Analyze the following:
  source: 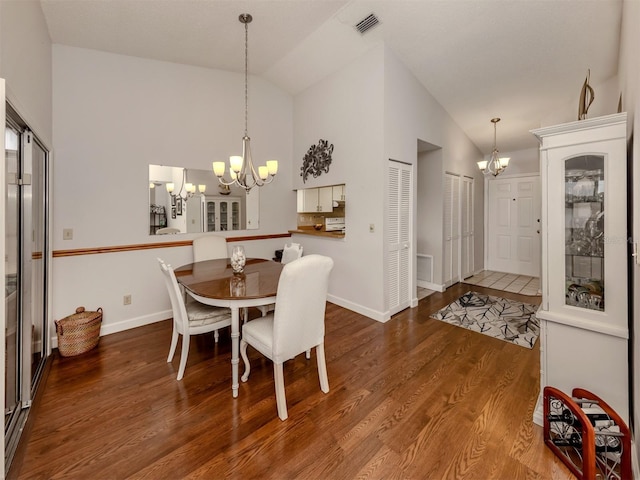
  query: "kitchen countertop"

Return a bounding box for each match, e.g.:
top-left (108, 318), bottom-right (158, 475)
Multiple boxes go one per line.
top-left (289, 229), bottom-right (345, 239)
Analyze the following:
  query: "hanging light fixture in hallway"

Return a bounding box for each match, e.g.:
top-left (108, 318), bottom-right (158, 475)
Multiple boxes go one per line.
top-left (477, 117), bottom-right (510, 177)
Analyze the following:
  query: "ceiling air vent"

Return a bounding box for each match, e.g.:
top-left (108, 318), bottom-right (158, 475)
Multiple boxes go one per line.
top-left (354, 13), bottom-right (380, 35)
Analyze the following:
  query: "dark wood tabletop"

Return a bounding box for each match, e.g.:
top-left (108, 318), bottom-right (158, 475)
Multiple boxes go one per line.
top-left (174, 258), bottom-right (284, 300)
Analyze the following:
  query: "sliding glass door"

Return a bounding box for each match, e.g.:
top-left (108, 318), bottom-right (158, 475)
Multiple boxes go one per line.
top-left (4, 103), bottom-right (50, 469)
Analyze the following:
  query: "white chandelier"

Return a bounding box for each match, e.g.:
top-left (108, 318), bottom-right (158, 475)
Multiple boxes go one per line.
top-left (477, 117), bottom-right (510, 177)
top-left (212, 13), bottom-right (278, 192)
top-left (165, 169), bottom-right (206, 201)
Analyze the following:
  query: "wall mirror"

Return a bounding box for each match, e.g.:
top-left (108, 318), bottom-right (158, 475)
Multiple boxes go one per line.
top-left (149, 164), bottom-right (259, 235)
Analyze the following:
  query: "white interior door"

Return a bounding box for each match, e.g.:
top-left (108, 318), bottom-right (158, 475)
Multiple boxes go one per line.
top-left (387, 160), bottom-right (412, 316)
top-left (487, 175), bottom-right (541, 276)
top-left (443, 173), bottom-right (461, 287)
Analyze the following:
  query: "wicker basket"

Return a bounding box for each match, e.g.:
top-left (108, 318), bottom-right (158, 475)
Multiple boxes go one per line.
top-left (55, 306), bottom-right (103, 357)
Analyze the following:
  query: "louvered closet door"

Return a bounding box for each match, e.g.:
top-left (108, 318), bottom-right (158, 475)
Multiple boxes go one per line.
top-left (460, 177), bottom-right (474, 279)
top-left (388, 160), bottom-right (413, 316)
top-left (443, 173), bottom-right (461, 287)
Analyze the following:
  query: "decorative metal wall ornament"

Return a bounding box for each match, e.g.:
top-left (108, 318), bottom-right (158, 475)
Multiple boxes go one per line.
top-left (578, 69), bottom-right (595, 120)
top-left (301, 139), bottom-right (334, 183)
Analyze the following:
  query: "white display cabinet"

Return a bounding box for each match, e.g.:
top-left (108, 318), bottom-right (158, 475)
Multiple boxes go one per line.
top-left (531, 113), bottom-right (629, 424)
top-left (205, 197), bottom-right (241, 232)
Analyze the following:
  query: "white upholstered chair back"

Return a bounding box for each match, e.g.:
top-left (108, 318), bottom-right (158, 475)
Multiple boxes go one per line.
top-left (193, 235), bottom-right (228, 262)
top-left (158, 258), bottom-right (189, 334)
top-left (280, 242), bottom-right (303, 265)
top-left (272, 254), bottom-right (333, 363)
top-left (240, 254), bottom-right (334, 419)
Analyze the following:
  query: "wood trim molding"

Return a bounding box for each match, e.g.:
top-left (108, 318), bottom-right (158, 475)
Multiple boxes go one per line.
top-left (52, 233), bottom-right (292, 258)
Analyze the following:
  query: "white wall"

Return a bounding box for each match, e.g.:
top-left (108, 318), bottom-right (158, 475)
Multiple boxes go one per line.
top-left (541, 73), bottom-right (622, 128)
top-left (0, 0), bottom-right (52, 147)
top-left (383, 45), bottom-right (485, 291)
top-left (292, 44), bottom-right (386, 320)
top-left (52, 45), bottom-right (294, 333)
top-left (290, 43), bottom-right (484, 320)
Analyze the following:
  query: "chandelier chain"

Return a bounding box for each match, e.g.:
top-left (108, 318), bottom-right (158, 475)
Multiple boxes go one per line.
top-left (244, 19), bottom-right (248, 137)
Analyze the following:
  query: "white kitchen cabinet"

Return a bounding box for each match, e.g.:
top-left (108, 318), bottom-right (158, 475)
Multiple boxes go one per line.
top-left (531, 112), bottom-right (629, 424)
top-left (332, 184), bottom-right (345, 201)
top-left (296, 187), bottom-right (333, 213)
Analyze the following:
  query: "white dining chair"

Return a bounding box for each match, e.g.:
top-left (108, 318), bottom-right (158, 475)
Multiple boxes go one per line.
top-left (257, 242), bottom-right (303, 317)
top-left (158, 258), bottom-right (232, 381)
top-left (240, 254), bottom-right (334, 420)
top-left (281, 242), bottom-right (303, 264)
top-left (192, 235), bottom-right (228, 262)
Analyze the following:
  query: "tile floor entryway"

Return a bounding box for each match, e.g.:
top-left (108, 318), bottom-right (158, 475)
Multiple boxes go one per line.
top-left (463, 271), bottom-right (541, 296)
top-left (417, 287), bottom-right (435, 300)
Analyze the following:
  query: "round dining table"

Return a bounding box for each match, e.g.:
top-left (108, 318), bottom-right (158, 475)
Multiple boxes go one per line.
top-left (174, 257), bottom-right (284, 397)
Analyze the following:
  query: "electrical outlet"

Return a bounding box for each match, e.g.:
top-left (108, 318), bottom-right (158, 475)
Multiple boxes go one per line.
top-left (63, 228), bottom-right (73, 240)
top-left (123, 294), bottom-right (132, 305)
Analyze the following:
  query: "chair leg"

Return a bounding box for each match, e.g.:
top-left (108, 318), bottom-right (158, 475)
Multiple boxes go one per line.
top-left (274, 362), bottom-right (288, 421)
top-left (316, 343), bottom-right (329, 393)
top-left (176, 334), bottom-right (190, 381)
top-left (240, 339), bottom-right (251, 382)
top-left (167, 329), bottom-right (179, 362)
top-left (214, 329), bottom-right (219, 343)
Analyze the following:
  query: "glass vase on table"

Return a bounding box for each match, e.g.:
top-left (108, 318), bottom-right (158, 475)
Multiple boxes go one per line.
top-left (230, 245), bottom-right (246, 274)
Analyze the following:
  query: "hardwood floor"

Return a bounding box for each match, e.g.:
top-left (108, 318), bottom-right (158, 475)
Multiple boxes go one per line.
top-left (10, 283), bottom-right (573, 479)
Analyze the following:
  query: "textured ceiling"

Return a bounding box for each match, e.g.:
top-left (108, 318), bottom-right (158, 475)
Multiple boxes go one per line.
top-left (40, 0), bottom-right (623, 154)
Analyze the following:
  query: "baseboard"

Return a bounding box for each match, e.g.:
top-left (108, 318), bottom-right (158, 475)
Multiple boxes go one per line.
top-left (326, 294), bottom-right (388, 322)
top-left (50, 310), bottom-right (171, 348)
top-left (532, 392), bottom-right (544, 426)
top-left (417, 280), bottom-right (445, 292)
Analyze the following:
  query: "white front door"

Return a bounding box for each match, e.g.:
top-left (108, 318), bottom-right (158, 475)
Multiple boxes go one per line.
top-left (487, 175), bottom-right (541, 276)
top-left (388, 160), bottom-right (413, 316)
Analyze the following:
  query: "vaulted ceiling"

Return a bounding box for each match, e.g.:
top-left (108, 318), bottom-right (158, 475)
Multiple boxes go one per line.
top-left (40, 0), bottom-right (623, 154)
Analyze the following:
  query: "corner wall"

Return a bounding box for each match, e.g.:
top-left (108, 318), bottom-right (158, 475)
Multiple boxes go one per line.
top-left (383, 45), bottom-right (485, 289)
top-left (619, 0), bottom-right (640, 471)
top-left (292, 44), bottom-right (387, 319)
top-left (0, 0), bottom-right (52, 146)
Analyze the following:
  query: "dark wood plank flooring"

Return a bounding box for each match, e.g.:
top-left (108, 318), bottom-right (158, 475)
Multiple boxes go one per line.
top-left (9, 283), bottom-right (573, 479)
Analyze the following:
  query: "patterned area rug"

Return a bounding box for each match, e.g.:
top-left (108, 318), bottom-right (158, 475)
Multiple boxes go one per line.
top-left (431, 291), bottom-right (540, 348)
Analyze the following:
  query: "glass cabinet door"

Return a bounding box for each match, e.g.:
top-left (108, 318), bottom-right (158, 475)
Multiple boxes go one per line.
top-left (564, 155), bottom-right (604, 311)
top-left (219, 202), bottom-right (228, 231)
top-left (207, 201), bottom-right (216, 231)
top-left (231, 201), bottom-right (240, 230)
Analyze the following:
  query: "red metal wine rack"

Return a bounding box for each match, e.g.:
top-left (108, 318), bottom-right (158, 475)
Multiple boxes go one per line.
top-left (543, 386), bottom-right (631, 480)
